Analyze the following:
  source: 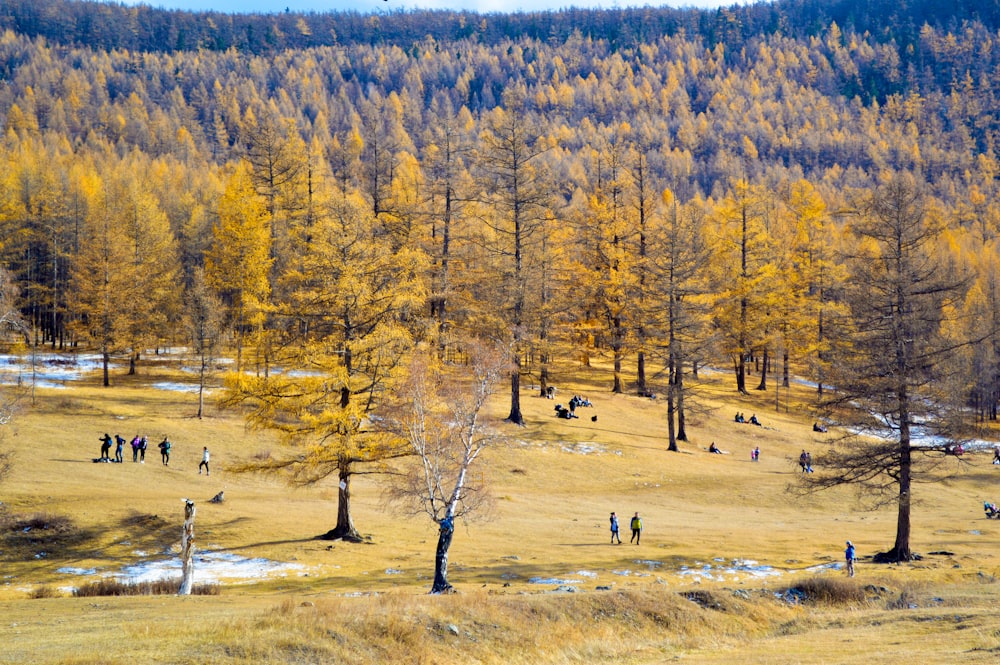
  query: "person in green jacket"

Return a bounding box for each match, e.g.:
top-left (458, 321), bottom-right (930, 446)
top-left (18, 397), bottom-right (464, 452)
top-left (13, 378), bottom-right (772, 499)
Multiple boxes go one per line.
top-left (630, 512), bottom-right (643, 545)
top-left (158, 437), bottom-right (171, 466)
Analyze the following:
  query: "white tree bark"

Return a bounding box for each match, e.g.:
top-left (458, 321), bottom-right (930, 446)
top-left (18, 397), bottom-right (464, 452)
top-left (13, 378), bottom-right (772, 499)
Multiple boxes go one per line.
top-left (178, 500), bottom-right (196, 595)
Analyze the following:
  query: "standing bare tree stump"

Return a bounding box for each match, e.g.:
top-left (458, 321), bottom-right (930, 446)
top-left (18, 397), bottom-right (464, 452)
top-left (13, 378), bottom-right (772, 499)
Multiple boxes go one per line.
top-left (179, 499), bottom-right (195, 595)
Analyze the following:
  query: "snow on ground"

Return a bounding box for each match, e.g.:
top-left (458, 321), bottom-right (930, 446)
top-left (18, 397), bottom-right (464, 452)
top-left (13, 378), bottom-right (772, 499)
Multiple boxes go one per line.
top-left (113, 550), bottom-right (306, 584)
top-left (51, 549), bottom-right (307, 588)
top-left (531, 558), bottom-right (843, 587)
top-left (38, 553), bottom-right (850, 593)
top-left (150, 381), bottom-right (205, 393)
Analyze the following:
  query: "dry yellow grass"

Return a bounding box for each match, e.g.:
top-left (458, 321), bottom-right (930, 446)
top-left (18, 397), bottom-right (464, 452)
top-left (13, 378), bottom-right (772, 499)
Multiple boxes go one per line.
top-left (2, 354), bottom-right (1000, 663)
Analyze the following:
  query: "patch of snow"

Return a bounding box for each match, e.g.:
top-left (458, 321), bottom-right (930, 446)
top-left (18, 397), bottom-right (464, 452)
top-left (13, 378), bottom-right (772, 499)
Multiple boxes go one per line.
top-left (57, 567), bottom-right (97, 576)
top-left (528, 576), bottom-right (586, 585)
top-left (635, 559), bottom-right (663, 569)
top-left (384, 568), bottom-right (404, 575)
top-left (560, 442), bottom-right (606, 455)
top-left (111, 550), bottom-right (305, 584)
top-left (150, 382), bottom-right (204, 393)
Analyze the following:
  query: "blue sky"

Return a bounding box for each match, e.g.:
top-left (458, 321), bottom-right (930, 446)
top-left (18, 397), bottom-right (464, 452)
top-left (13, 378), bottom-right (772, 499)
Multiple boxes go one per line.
top-left (120, 0), bottom-right (732, 16)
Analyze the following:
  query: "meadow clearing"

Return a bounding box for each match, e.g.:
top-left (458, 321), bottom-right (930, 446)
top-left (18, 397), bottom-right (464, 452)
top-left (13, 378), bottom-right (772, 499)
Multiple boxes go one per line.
top-left (1, 351), bottom-right (1000, 664)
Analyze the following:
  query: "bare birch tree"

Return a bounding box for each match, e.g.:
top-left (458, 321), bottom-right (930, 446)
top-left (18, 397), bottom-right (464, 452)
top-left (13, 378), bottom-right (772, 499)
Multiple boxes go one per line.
top-left (380, 341), bottom-right (509, 593)
top-left (185, 268), bottom-right (224, 419)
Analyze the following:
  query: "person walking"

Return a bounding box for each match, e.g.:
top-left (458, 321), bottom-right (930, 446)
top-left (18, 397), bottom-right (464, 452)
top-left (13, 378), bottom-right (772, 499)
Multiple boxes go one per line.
top-left (630, 512), bottom-right (643, 545)
top-left (845, 541), bottom-right (856, 577)
top-left (158, 437), bottom-right (171, 466)
top-left (99, 433), bottom-right (112, 460)
top-left (114, 434), bottom-right (125, 463)
top-left (131, 435), bottom-right (141, 462)
top-left (609, 512), bottom-right (622, 544)
top-left (199, 447), bottom-right (210, 475)
top-left (139, 436), bottom-right (148, 463)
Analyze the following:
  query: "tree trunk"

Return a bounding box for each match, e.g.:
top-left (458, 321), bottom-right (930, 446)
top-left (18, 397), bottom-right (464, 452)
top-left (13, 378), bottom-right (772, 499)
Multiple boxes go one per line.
top-left (666, 377), bottom-right (678, 452)
top-left (755, 349), bottom-right (768, 391)
top-left (197, 354), bottom-right (206, 419)
top-left (320, 463), bottom-right (363, 542)
top-left (612, 315), bottom-right (623, 394)
top-left (676, 358), bottom-right (687, 441)
top-left (102, 350), bottom-right (110, 387)
top-left (883, 389), bottom-right (914, 561)
top-left (506, 360), bottom-right (524, 425)
top-left (637, 350), bottom-right (646, 396)
top-left (431, 517), bottom-right (455, 594)
top-left (178, 500), bottom-right (196, 595)
top-left (782, 349), bottom-right (790, 388)
top-left (735, 354), bottom-right (747, 394)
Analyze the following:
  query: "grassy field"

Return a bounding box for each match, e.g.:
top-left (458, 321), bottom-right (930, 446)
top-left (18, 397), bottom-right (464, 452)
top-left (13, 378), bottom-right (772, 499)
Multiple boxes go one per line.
top-left (2, 353), bottom-right (1000, 663)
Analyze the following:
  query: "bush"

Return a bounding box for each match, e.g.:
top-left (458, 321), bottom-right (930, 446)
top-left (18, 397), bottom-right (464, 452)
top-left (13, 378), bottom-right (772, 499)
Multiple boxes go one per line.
top-left (783, 576), bottom-right (866, 604)
top-left (73, 578), bottom-right (220, 597)
top-left (30, 585), bottom-right (59, 599)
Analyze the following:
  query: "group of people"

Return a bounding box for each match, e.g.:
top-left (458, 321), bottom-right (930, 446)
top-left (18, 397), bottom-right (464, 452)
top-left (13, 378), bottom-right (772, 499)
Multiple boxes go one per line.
top-left (799, 450), bottom-right (814, 473)
top-left (97, 433), bottom-right (210, 474)
top-left (98, 433), bottom-right (132, 463)
top-left (554, 395), bottom-right (594, 420)
top-left (99, 433), bottom-right (157, 464)
top-left (734, 412), bottom-right (761, 426)
top-left (609, 511), bottom-right (643, 544)
top-left (984, 501), bottom-right (999, 518)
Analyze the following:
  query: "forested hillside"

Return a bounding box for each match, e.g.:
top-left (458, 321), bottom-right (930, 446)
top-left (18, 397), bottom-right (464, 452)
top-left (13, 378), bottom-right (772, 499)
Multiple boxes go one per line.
top-left (1, 0), bottom-right (1000, 447)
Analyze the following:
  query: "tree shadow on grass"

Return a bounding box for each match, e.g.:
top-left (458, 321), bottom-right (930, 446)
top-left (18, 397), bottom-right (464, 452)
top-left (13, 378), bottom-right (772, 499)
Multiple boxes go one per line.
top-left (0, 510), bottom-right (102, 568)
top-left (218, 536), bottom-right (326, 551)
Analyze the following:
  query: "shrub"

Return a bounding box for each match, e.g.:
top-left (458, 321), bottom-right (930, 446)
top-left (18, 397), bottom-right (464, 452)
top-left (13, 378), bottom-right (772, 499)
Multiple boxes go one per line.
top-left (73, 578), bottom-right (220, 597)
top-left (783, 576), bottom-right (866, 604)
top-left (30, 585), bottom-right (59, 599)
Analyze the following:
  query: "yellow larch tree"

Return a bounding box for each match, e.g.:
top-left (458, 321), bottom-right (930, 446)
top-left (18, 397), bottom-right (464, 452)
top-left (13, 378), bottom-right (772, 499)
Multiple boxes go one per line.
top-left (204, 161), bottom-right (273, 373)
top-left (707, 179), bottom-right (776, 394)
top-left (223, 189), bottom-right (428, 542)
top-left (67, 162), bottom-right (136, 386)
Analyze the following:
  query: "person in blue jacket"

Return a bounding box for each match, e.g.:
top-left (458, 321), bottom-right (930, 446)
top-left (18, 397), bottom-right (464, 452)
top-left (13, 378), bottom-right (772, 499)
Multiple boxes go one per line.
top-left (609, 512), bottom-right (622, 544)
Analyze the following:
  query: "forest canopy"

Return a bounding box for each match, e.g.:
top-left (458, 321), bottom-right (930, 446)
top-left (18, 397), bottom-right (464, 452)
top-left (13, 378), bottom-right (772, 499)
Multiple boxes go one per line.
top-left (1, 0), bottom-right (1000, 435)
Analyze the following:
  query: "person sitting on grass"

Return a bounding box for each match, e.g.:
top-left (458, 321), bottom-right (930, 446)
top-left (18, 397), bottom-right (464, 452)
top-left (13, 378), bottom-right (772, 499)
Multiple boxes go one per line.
top-left (708, 442), bottom-right (723, 454)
